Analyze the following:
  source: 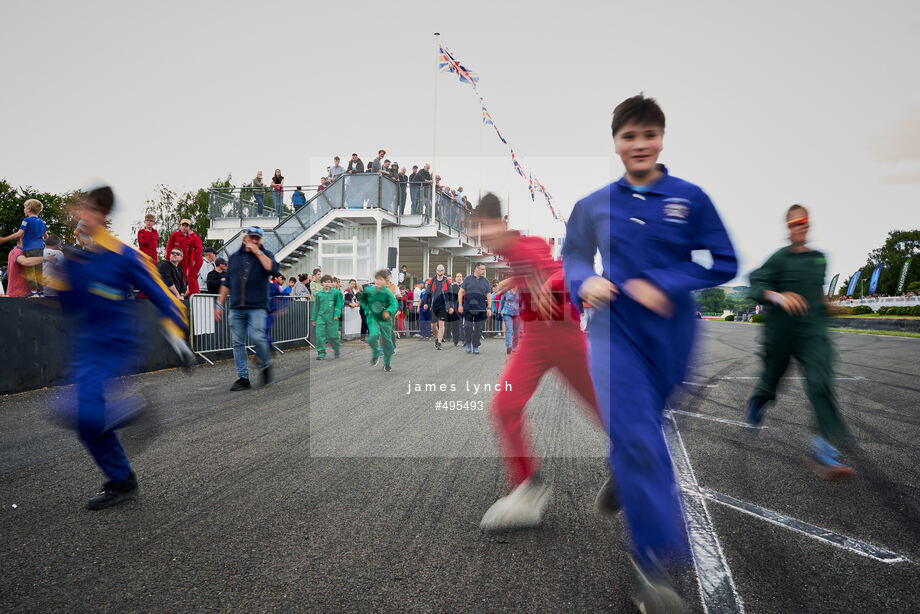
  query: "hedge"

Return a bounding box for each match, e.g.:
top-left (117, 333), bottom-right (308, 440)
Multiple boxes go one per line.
top-left (724, 314), bottom-right (735, 321)
top-left (750, 314), bottom-right (766, 323)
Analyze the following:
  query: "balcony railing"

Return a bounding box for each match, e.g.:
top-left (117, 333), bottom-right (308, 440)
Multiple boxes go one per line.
top-left (211, 172), bottom-right (476, 256)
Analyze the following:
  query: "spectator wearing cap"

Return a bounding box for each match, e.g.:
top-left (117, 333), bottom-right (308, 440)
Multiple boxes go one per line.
top-left (214, 226), bottom-right (280, 391)
top-left (197, 247), bottom-right (218, 293)
top-left (329, 157), bottom-right (345, 179)
top-left (206, 257), bottom-right (227, 294)
top-left (346, 153), bottom-right (364, 174)
top-left (166, 218), bottom-right (203, 294)
top-left (137, 213), bottom-right (159, 263)
top-left (408, 165), bottom-right (420, 214)
top-left (369, 149), bottom-right (386, 172)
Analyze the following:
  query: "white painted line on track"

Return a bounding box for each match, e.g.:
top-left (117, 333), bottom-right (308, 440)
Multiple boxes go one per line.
top-left (683, 381), bottom-right (720, 388)
top-left (698, 487), bottom-right (911, 564)
top-left (667, 409), bottom-right (766, 430)
top-left (717, 376), bottom-right (867, 381)
top-left (664, 413), bottom-right (746, 614)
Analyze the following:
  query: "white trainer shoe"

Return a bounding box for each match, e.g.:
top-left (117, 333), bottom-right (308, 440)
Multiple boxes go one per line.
top-left (479, 476), bottom-right (552, 532)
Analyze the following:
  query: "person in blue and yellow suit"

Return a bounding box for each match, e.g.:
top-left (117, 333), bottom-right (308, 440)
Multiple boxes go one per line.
top-left (54, 182), bottom-right (189, 511)
top-left (562, 95), bottom-right (737, 614)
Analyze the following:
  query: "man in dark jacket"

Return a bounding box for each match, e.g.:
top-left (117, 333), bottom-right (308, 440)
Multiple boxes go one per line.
top-left (157, 247), bottom-right (187, 299)
top-left (206, 257), bottom-right (227, 294)
top-left (423, 264), bottom-right (455, 350)
top-left (214, 226), bottom-right (280, 390)
top-left (346, 153), bottom-right (364, 174)
top-left (408, 166), bottom-right (420, 214)
top-left (415, 164), bottom-right (432, 215)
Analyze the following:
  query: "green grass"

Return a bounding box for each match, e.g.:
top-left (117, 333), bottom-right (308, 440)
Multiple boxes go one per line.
top-left (828, 328), bottom-right (920, 338)
top-left (834, 314), bottom-right (920, 320)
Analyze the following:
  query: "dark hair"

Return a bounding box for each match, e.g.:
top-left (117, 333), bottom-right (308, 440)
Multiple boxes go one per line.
top-left (349, 278), bottom-right (356, 284)
top-left (312, 267), bottom-right (321, 275)
top-left (611, 94), bottom-right (665, 139)
top-left (320, 274), bottom-right (333, 283)
top-left (374, 269), bottom-right (389, 280)
top-left (298, 273), bottom-right (308, 281)
top-left (472, 192), bottom-right (502, 220)
top-left (45, 234), bottom-right (61, 248)
top-left (787, 204), bottom-right (808, 218)
top-left (84, 186), bottom-right (115, 215)
top-left (289, 277), bottom-right (296, 283)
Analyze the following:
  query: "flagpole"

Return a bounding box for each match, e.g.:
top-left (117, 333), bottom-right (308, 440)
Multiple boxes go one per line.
top-left (432, 32), bottom-right (440, 221)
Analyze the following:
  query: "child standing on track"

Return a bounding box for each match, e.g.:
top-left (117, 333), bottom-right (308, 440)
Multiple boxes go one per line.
top-left (746, 204), bottom-right (854, 480)
top-left (360, 269), bottom-right (398, 372)
top-left (562, 94), bottom-right (737, 613)
top-left (311, 274), bottom-right (343, 360)
top-left (473, 194), bottom-right (604, 532)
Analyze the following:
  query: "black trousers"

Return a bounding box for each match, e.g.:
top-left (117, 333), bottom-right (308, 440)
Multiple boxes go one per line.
top-left (462, 312), bottom-right (487, 348)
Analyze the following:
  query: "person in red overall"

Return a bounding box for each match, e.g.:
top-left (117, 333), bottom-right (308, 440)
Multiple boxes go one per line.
top-left (136, 213), bottom-right (159, 263)
top-left (166, 218), bottom-right (203, 295)
top-left (474, 193), bottom-right (607, 532)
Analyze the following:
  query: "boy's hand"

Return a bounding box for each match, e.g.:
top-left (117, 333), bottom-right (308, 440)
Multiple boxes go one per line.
top-left (578, 275), bottom-right (619, 309)
top-left (767, 291), bottom-right (808, 316)
top-left (623, 279), bottom-right (674, 318)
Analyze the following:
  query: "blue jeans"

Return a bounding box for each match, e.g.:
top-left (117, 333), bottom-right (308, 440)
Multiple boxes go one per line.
top-left (503, 314), bottom-right (521, 349)
top-left (254, 192), bottom-right (265, 215)
top-left (272, 189), bottom-right (283, 214)
top-left (229, 308), bottom-right (271, 379)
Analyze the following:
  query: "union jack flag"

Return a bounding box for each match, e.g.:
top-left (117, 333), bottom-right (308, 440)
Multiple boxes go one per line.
top-left (439, 45), bottom-right (479, 87)
top-left (528, 171), bottom-right (536, 202)
top-left (510, 149), bottom-right (526, 178)
top-left (481, 103), bottom-right (494, 127)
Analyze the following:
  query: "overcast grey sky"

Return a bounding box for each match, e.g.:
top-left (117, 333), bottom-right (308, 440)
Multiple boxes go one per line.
top-left (2, 0), bottom-right (918, 283)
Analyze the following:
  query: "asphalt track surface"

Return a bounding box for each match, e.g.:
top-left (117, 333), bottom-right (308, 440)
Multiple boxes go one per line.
top-left (1, 322), bottom-right (918, 613)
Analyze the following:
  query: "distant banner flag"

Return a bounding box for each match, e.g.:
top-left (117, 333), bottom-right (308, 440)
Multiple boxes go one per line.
top-left (897, 257), bottom-right (912, 293)
top-left (510, 149), bottom-right (526, 178)
top-left (868, 263), bottom-right (883, 295)
top-left (439, 45), bottom-right (479, 88)
top-left (827, 273), bottom-right (840, 297)
top-left (846, 270), bottom-right (862, 297)
top-left (440, 39), bottom-right (562, 223)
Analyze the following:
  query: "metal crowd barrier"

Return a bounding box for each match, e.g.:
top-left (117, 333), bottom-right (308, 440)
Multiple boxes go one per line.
top-left (189, 293), bottom-right (312, 363)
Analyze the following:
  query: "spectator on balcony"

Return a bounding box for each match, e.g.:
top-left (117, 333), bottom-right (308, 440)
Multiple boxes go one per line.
top-left (388, 161), bottom-right (400, 181)
top-left (206, 257), bottom-right (227, 294)
top-left (252, 170), bottom-right (266, 215)
top-left (137, 213), bottom-right (158, 263)
top-left (380, 159), bottom-right (391, 176)
top-left (347, 153), bottom-right (364, 174)
top-left (158, 247), bottom-right (187, 300)
top-left (416, 163), bottom-right (432, 214)
top-left (397, 166), bottom-right (409, 213)
top-left (271, 169), bottom-right (284, 214)
top-left (407, 166), bottom-right (419, 214)
top-left (292, 186), bottom-right (307, 210)
top-left (197, 247), bottom-right (217, 293)
top-left (369, 149), bottom-right (386, 172)
top-left (166, 219), bottom-right (203, 294)
top-left (329, 156), bottom-right (345, 179)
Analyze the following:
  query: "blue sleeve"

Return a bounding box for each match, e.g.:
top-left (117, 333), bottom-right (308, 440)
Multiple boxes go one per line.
top-left (640, 189), bottom-right (737, 298)
top-left (561, 199), bottom-right (598, 309)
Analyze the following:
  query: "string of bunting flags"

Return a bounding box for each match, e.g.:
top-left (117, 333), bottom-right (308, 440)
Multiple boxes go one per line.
top-left (439, 43), bottom-right (565, 222)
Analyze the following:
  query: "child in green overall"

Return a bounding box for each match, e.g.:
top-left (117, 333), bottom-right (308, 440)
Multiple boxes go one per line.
top-left (747, 204), bottom-right (854, 480)
top-left (360, 269), bottom-right (398, 372)
top-left (311, 274), bottom-right (343, 360)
